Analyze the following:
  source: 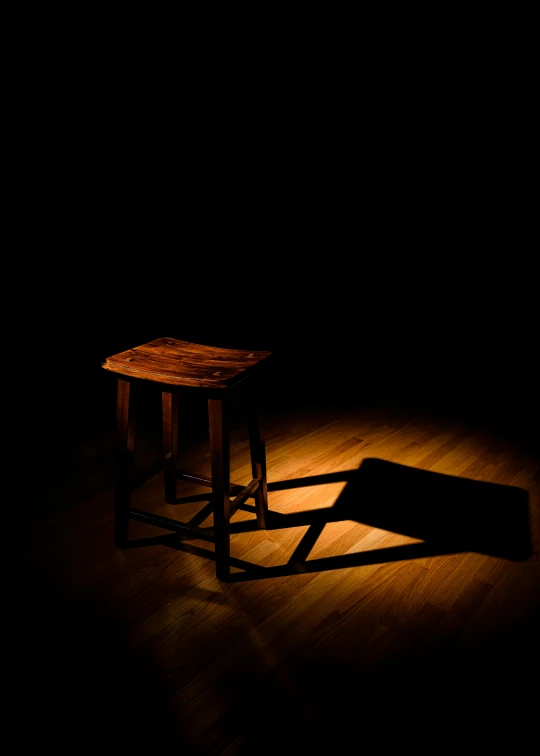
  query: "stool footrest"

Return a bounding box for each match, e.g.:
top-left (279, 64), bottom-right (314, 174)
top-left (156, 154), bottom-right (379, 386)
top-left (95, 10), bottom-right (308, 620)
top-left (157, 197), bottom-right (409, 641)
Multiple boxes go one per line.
top-left (129, 508), bottom-right (215, 541)
top-left (230, 478), bottom-right (260, 517)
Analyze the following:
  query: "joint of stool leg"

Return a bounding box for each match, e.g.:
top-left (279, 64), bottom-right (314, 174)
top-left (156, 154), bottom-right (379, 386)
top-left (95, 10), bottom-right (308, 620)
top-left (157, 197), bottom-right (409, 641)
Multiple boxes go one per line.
top-left (163, 452), bottom-right (177, 503)
top-left (114, 513), bottom-right (129, 548)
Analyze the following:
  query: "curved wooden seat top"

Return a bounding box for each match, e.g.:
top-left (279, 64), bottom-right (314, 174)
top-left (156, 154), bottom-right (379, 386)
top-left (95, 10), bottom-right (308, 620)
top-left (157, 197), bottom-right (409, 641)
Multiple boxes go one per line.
top-left (101, 337), bottom-right (272, 389)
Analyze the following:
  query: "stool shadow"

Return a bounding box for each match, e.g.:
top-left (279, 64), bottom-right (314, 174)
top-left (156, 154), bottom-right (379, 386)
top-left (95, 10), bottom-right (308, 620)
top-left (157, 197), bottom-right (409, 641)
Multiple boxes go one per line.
top-left (129, 457), bottom-right (532, 581)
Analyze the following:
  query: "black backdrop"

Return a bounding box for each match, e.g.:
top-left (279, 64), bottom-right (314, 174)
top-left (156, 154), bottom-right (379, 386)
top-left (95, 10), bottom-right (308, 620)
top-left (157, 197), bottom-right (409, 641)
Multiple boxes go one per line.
top-left (30, 65), bottom-right (538, 483)
top-left (37, 213), bottom-right (537, 461)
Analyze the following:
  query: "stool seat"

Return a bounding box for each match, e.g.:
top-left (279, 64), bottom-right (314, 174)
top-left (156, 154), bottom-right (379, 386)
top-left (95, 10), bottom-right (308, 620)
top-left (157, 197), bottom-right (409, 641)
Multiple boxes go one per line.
top-left (102, 337), bottom-right (272, 389)
top-left (102, 337), bottom-right (272, 581)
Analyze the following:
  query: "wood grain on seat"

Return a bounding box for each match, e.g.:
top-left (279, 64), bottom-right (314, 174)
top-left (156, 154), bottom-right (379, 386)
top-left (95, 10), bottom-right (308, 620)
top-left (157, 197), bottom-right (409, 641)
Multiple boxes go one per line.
top-left (101, 337), bottom-right (272, 388)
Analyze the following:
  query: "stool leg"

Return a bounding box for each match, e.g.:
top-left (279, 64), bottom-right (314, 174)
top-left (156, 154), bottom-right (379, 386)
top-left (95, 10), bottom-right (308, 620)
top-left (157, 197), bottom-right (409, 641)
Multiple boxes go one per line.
top-left (247, 383), bottom-right (269, 529)
top-left (162, 391), bottom-right (179, 504)
top-left (115, 378), bottom-right (136, 547)
top-left (208, 397), bottom-right (230, 580)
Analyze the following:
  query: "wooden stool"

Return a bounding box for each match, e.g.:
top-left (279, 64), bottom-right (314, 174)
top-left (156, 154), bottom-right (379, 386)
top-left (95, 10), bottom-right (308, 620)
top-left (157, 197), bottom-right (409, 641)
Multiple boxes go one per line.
top-left (101, 337), bottom-right (272, 581)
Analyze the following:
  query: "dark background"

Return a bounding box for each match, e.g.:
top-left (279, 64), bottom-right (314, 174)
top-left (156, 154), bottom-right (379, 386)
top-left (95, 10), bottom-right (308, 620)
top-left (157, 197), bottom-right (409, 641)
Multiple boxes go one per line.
top-left (27, 30), bottom-right (537, 490)
top-left (34, 157), bottom-right (538, 473)
top-left (36, 194), bottom-right (537, 472)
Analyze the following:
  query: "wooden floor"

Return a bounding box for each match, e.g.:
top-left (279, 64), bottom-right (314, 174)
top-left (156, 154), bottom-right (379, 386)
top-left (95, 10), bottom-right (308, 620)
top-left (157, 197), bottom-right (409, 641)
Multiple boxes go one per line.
top-left (23, 388), bottom-right (539, 754)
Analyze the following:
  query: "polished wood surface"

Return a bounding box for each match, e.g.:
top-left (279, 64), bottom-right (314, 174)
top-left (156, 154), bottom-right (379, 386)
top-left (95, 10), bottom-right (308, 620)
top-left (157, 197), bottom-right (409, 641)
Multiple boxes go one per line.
top-left (162, 391), bottom-right (179, 504)
top-left (101, 337), bottom-right (272, 388)
top-left (24, 393), bottom-right (539, 753)
top-left (114, 377), bottom-right (135, 547)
